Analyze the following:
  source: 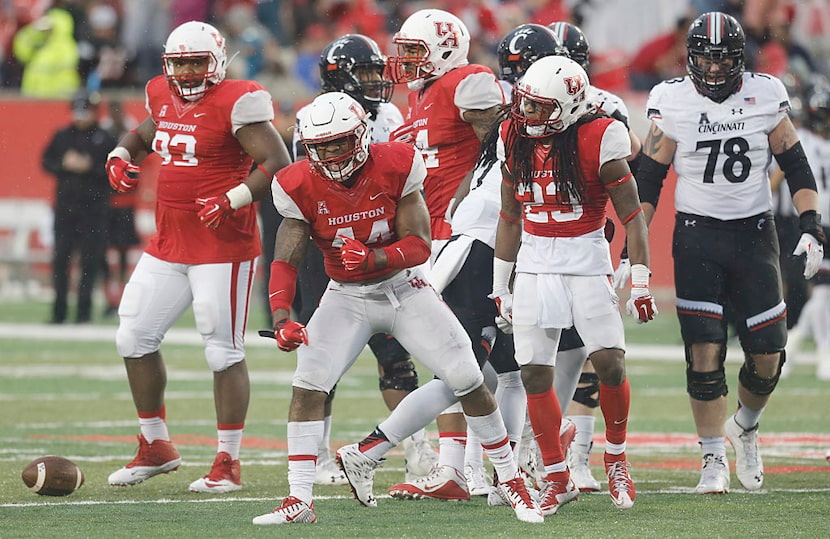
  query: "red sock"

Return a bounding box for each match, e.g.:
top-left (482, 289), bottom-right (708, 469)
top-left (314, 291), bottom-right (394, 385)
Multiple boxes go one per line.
top-left (526, 388), bottom-right (564, 466)
top-left (600, 378), bottom-right (631, 446)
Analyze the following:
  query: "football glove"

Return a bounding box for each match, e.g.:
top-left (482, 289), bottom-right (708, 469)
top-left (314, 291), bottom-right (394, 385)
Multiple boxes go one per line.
top-left (490, 289), bottom-right (513, 326)
top-left (612, 257), bottom-right (631, 290)
top-left (793, 233), bottom-right (824, 279)
top-left (626, 287), bottom-right (657, 324)
top-left (339, 235), bottom-right (374, 271)
top-left (106, 156), bottom-right (140, 193)
top-left (274, 318), bottom-right (308, 352)
top-left (626, 263), bottom-right (657, 324)
top-left (196, 195), bottom-right (233, 230)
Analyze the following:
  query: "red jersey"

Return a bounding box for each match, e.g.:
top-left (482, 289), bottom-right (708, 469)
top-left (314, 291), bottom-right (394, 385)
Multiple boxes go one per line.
top-left (272, 142), bottom-right (426, 283)
top-left (143, 76), bottom-right (275, 264)
top-left (500, 117), bottom-right (629, 238)
top-left (396, 64), bottom-right (504, 240)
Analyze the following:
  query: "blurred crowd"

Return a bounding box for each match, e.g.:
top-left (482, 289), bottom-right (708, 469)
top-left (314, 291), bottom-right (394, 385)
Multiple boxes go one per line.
top-left (2, 0), bottom-right (830, 110)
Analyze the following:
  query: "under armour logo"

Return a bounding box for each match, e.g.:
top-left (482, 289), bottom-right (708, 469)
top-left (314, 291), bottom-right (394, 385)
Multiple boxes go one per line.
top-left (684, 219), bottom-right (696, 227)
top-left (732, 108), bottom-right (743, 115)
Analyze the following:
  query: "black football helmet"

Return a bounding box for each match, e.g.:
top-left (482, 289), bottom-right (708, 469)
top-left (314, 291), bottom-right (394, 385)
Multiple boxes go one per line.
top-left (497, 24), bottom-right (569, 84)
top-left (548, 22), bottom-right (590, 71)
top-left (319, 34), bottom-right (393, 115)
top-left (686, 12), bottom-right (745, 103)
top-left (805, 83), bottom-right (830, 137)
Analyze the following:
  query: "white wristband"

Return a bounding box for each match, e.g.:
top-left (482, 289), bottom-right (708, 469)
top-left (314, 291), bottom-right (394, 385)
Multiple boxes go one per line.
top-left (107, 147), bottom-right (131, 162)
top-left (493, 257), bottom-right (515, 293)
top-left (226, 183), bottom-right (253, 210)
top-left (631, 264), bottom-right (650, 288)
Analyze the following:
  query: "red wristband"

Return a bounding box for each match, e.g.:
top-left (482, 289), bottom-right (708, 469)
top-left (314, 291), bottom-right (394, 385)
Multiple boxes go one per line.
top-left (621, 206), bottom-right (643, 225)
top-left (499, 210), bottom-right (520, 224)
top-left (268, 260), bottom-right (297, 313)
top-left (382, 235), bottom-right (431, 269)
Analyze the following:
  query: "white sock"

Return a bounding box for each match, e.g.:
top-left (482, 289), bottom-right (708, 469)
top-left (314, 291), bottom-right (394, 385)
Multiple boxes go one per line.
top-left (495, 370), bottom-right (526, 444)
top-left (464, 425), bottom-right (483, 469)
top-left (735, 401), bottom-right (763, 431)
top-left (438, 425), bottom-right (466, 470)
top-left (319, 415), bottom-right (333, 461)
top-left (465, 411), bottom-right (517, 480)
top-left (139, 415), bottom-right (169, 444)
top-left (570, 415), bottom-right (595, 449)
top-left (700, 436), bottom-right (726, 459)
top-left (217, 427), bottom-right (243, 460)
top-left (378, 379), bottom-right (456, 444)
top-left (287, 420), bottom-right (323, 505)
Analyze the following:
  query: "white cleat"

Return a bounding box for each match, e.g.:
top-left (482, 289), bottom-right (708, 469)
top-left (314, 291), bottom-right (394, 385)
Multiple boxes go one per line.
top-left (252, 496), bottom-right (316, 525)
top-left (403, 436), bottom-right (439, 482)
top-left (568, 442), bottom-right (601, 492)
top-left (725, 414), bottom-right (764, 491)
top-left (315, 457), bottom-right (348, 485)
top-left (498, 476), bottom-right (544, 523)
top-left (464, 464), bottom-right (491, 496)
top-left (695, 453), bottom-right (730, 494)
top-left (335, 443), bottom-right (382, 507)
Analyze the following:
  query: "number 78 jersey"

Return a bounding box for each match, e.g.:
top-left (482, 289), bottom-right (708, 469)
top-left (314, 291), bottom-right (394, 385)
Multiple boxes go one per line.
top-left (647, 73), bottom-right (791, 220)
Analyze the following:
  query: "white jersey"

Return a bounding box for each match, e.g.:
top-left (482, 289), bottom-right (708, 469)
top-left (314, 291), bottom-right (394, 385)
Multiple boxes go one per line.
top-left (588, 85), bottom-right (630, 127)
top-left (773, 127), bottom-right (830, 219)
top-left (292, 101), bottom-right (403, 160)
top-left (647, 73), bottom-right (791, 220)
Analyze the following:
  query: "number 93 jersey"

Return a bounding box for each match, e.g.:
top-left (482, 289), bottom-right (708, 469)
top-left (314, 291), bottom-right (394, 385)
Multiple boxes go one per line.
top-left (144, 76), bottom-right (275, 264)
top-left (646, 73), bottom-right (791, 220)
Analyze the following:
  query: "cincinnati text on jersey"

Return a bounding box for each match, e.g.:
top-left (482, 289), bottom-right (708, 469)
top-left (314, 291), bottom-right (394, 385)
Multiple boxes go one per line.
top-left (698, 120), bottom-right (745, 134)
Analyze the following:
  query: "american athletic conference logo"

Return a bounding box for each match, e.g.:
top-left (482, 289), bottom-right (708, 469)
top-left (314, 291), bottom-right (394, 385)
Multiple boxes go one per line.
top-left (317, 201), bottom-right (330, 215)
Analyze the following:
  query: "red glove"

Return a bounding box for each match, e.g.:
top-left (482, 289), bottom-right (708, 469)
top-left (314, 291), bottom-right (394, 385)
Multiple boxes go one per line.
top-left (339, 235), bottom-right (375, 271)
top-left (274, 318), bottom-right (308, 352)
top-left (196, 195), bottom-right (233, 229)
top-left (106, 156), bottom-right (140, 193)
top-left (626, 287), bottom-right (657, 324)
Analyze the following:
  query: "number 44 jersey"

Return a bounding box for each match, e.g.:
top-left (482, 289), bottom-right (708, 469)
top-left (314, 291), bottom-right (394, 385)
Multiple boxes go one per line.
top-left (646, 72), bottom-right (791, 220)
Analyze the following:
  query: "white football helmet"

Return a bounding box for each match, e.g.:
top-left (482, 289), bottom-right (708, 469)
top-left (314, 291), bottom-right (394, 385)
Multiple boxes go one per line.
top-left (162, 21), bottom-right (227, 100)
top-left (300, 92), bottom-right (371, 182)
top-left (511, 55), bottom-right (589, 137)
top-left (389, 9), bottom-right (470, 91)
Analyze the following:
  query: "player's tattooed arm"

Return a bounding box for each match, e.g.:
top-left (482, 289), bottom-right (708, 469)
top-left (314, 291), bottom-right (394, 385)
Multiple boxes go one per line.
top-left (273, 218), bottom-right (310, 268)
top-left (641, 122), bottom-right (676, 165)
top-left (463, 105), bottom-right (503, 142)
top-left (768, 115), bottom-right (801, 155)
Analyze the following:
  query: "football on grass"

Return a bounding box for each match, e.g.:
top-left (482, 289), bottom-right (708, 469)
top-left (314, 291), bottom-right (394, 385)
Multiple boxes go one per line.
top-left (21, 456), bottom-right (84, 496)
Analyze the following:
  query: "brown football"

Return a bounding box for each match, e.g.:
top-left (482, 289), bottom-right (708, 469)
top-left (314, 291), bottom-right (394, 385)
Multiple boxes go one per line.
top-left (21, 456), bottom-right (84, 496)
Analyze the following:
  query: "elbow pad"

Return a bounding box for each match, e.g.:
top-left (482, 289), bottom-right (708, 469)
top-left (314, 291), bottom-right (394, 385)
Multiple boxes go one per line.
top-left (636, 153), bottom-right (670, 207)
top-left (774, 142), bottom-right (818, 197)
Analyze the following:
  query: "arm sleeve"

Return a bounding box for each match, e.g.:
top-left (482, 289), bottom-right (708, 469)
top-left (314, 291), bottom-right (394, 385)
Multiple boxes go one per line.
top-left (231, 89), bottom-right (275, 134)
top-left (454, 71), bottom-right (505, 113)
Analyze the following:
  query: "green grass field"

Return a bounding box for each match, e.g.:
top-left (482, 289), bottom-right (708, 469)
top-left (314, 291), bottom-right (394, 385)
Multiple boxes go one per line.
top-left (0, 300), bottom-right (828, 538)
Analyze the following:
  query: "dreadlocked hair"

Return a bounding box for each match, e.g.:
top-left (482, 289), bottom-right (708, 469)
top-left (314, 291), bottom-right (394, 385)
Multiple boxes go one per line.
top-left (471, 104), bottom-right (511, 188)
top-left (505, 110), bottom-right (606, 206)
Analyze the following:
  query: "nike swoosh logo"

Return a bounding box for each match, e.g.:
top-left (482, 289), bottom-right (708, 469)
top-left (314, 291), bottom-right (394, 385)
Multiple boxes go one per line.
top-left (194, 113), bottom-right (206, 118)
top-left (424, 103), bottom-right (433, 110)
top-left (614, 419), bottom-right (627, 425)
top-left (369, 193), bottom-right (382, 200)
top-left (269, 289), bottom-right (286, 298)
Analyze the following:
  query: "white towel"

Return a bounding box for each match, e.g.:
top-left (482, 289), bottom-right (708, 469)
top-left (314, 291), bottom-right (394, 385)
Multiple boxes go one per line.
top-left (429, 235), bottom-right (475, 294)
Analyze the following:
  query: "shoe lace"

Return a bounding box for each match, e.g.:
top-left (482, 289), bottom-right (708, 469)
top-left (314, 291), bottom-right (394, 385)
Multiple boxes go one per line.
top-left (503, 478), bottom-right (534, 508)
top-left (607, 461), bottom-right (632, 494)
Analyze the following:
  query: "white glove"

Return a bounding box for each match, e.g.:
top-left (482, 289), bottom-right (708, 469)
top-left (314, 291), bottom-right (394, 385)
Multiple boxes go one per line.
top-left (491, 289), bottom-right (513, 325)
top-left (495, 314), bottom-right (513, 334)
top-left (793, 233), bottom-right (824, 279)
top-left (612, 258), bottom-right (631, 289)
